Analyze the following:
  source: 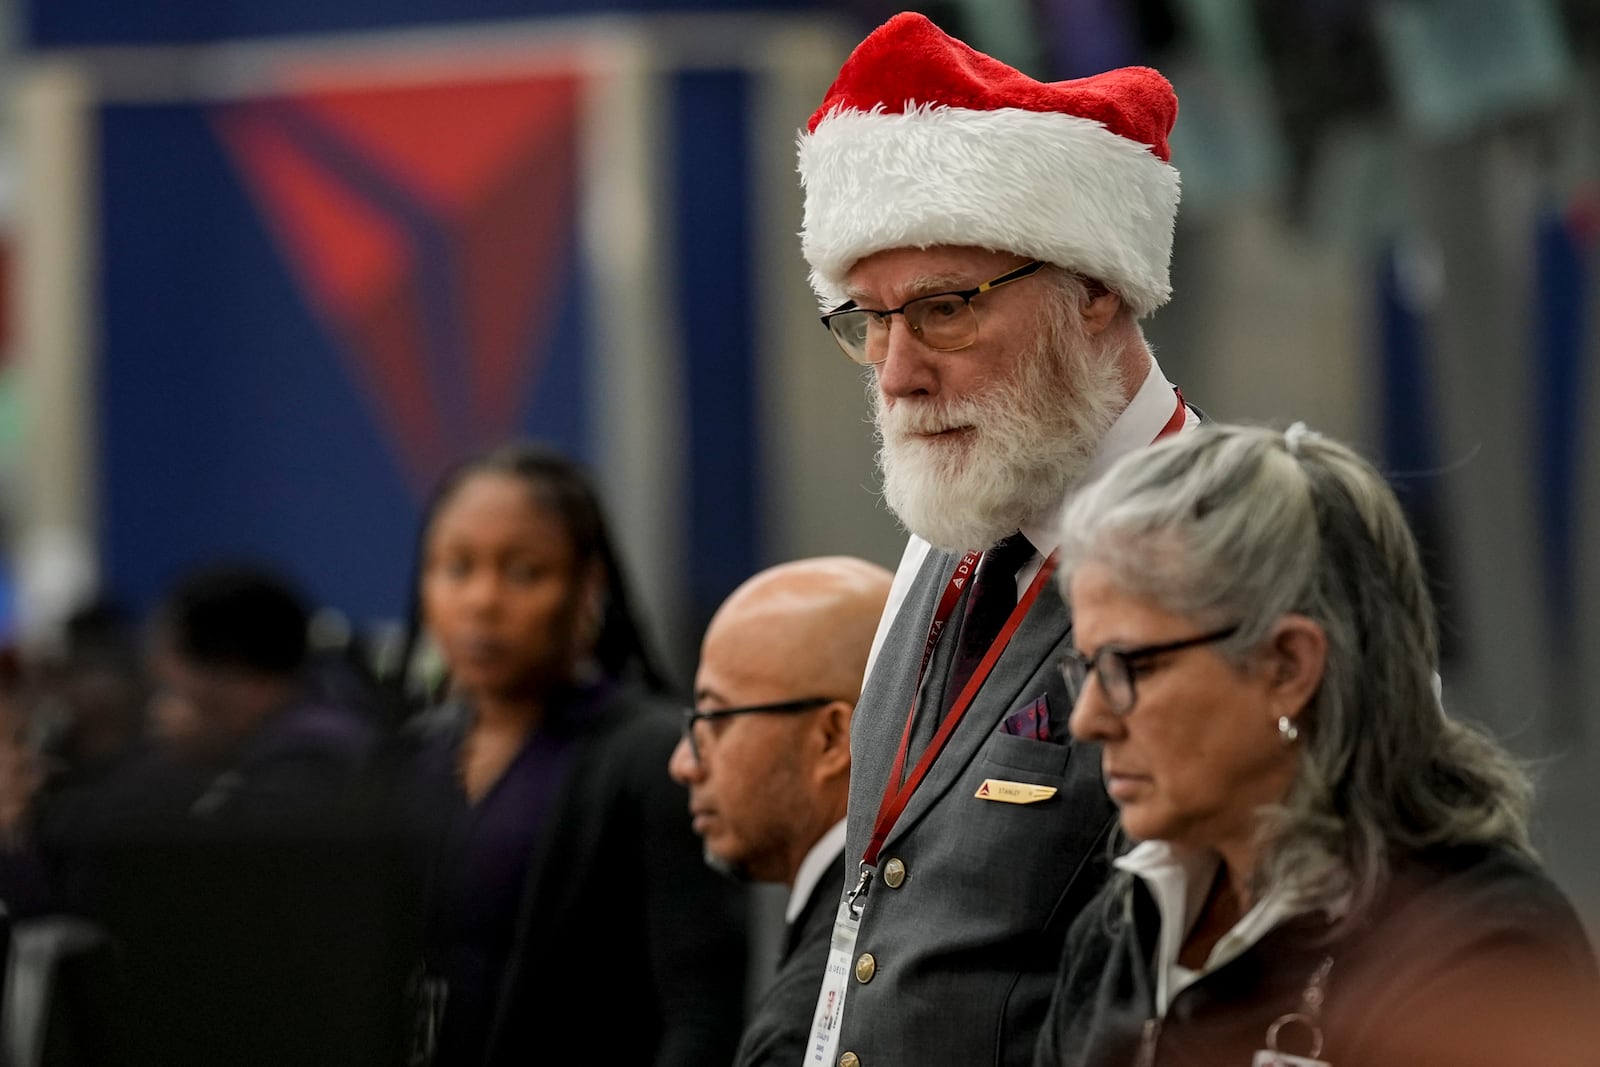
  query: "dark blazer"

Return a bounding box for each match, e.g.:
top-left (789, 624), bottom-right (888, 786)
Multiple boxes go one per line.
top-left (412, 685), bottom-right (749, 1067)
top-left (83, 698), bottom-right (400, 1067)
top-left (1036, 843), bottom-right (1600, 1067)
top-left (734, 847), bottom-right (843, 1067)
top-left (187, 697), bottom-right (373, 830)
top-left (835, 546), bottom-right (1117, 1067)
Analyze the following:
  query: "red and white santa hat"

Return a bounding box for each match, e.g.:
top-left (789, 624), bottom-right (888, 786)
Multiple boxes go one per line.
top-left (798, 12), bottom-right (1181, 317)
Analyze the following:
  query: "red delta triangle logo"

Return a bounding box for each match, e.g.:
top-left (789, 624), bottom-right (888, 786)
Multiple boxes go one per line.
top-left (211, 70), bottom-right (583, 492)
top-left (976, 781), bottom-right (991, 797)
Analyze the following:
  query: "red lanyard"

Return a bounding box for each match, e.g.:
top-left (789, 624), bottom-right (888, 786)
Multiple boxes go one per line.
top-left (1160, 388), bottom-right (1187, 439)
top-left (859, 388), bottom-right (1188, 870)
top-left (862, 554), bottom-right (1059, 867)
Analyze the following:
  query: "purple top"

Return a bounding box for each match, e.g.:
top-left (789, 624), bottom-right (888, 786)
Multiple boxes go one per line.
top-left (410, 683), bottom-right (611, 1067)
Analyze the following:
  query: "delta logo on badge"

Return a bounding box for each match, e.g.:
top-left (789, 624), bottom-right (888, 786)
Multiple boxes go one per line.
top-left (209, 67), bottom-right (586, 493)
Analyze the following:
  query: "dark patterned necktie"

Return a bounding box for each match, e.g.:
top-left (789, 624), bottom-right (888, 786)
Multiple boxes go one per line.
top-left (942, 533), bottom-right (1036, 713)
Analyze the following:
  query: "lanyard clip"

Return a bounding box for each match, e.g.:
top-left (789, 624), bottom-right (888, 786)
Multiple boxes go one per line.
top-left (846, 863), bottom-right (873, 918)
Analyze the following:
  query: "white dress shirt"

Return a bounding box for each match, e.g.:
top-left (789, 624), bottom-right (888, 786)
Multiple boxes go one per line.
top-left (1115, 840), bottom-right (1302, 1016)
top-left (787, 818), bottom-right (848, 923)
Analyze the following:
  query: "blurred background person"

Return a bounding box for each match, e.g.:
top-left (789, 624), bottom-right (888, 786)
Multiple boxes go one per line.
top-left (34, 603), bottom-right (148, 799)
top-left (668, 555), bottom-right (891, 1067)
top-left (84, 563), bottom-right (401, 1067)
top-left (1038, 422), bottom-right (1600, 1067)
top-left (21, 603), bottom-right (154, 908)
top-left (0, 600), bottom-right (149, 1032)
top-left (0, 668), bottom-right (48, 914)
top-left (394, 441), bottom-right (747, 1067)
top-left (144, 565), bottom-right (374, 829)
top-left (0, 565), bottom-right (409, 1067)
top-left (0, 604), bottom-right (144, 908)
top-left (0, 605), bottom-right (151, 1067)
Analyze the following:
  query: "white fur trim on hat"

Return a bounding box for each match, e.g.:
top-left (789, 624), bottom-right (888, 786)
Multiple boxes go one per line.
top-left (799, 105), bottom-right (1181, 317)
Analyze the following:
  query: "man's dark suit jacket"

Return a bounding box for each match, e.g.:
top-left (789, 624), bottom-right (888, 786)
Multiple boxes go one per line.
top-left (734, 846), bottom-right (843, 1067)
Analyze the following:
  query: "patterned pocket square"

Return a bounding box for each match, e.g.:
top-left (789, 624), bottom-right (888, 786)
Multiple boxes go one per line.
top-left (999, 696), bottom-right (1050, 742)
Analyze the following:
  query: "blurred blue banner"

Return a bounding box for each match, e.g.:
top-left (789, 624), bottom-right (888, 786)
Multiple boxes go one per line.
top-left (22, 0), bottom-right (819, 49)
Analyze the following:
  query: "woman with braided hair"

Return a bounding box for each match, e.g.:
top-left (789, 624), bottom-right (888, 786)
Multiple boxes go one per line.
top-left (393, 443), bottom-right (746, 1067)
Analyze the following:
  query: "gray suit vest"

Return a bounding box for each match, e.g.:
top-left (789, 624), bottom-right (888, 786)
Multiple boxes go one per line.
top-left (833, 544), bottom-right (1117, 1067)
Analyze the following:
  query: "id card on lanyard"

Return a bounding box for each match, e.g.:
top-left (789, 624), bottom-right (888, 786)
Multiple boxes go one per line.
top-left (804, 892), bottom-right (866, 1064)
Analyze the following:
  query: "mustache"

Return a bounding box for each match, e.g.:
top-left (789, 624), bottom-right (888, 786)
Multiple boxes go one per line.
top-left (874, 396), bottom-right (987, 438)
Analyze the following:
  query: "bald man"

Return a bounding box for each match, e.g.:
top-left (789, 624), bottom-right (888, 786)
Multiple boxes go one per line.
top-left (669, 556), bottom-right (893, 1067)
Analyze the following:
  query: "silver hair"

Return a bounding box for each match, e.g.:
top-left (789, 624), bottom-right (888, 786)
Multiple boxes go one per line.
top-left (1056, 422), bottom-right (1533, 920)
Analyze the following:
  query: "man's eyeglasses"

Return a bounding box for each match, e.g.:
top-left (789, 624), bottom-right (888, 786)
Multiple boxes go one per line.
top-left (1058, 625), bottom-right (1240, 715)
top-left (679, 697), bottom-right (833, 764)
top-left (819, 260), bottom-right (1046, 365)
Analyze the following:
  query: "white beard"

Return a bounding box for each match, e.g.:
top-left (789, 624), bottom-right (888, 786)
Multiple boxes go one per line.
top-left (872, 317), bottom-right (1126, 552)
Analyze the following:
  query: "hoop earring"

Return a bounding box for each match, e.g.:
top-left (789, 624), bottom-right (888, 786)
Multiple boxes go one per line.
top-left (1277, 715), bottom-right (1299, 744)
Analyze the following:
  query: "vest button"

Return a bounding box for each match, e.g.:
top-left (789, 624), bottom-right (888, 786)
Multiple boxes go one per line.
top-left (854, 952), bottom-right (877, 983)
top-left (839, 1054), bottom-right (860, 1067)
top-left (882, 857), bottom-right (907, 888)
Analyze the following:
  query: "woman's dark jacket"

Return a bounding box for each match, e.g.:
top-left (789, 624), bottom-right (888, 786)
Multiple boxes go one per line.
top-left (400, 683), bottom-right (748, 1067)
top-left (1036, 843), bottom-right (1600, 1067)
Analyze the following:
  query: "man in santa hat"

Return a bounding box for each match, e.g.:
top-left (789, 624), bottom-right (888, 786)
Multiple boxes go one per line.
top-left (795, 12), bottom-right (1196, 1067)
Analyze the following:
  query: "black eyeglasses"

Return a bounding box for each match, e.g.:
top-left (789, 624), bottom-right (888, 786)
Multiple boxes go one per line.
top-left (679, 696), bottom-right (832, 763)
top-left (818, 260), bottom-right (1047, 365)
top-left (1058, 625), bottom-right (1240, 715)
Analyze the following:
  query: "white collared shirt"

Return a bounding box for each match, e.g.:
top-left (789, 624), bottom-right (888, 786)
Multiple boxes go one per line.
top-left (787, 818), bottom-right (848, 923)
top-left (1115, 840), bottom-right (1301, 1016)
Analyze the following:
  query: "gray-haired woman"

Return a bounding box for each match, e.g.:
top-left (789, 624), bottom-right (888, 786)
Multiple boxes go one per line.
top-left (1035, 422), bottom-right (1599, 1067)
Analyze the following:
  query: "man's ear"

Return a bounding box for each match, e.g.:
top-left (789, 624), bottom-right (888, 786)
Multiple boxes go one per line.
top-left (812, 699), bottom-right (853, 784)
top-left (1080, 289), bottom-right (1123, 336)
top-left (1263, 614), bottom-right (1327, 725)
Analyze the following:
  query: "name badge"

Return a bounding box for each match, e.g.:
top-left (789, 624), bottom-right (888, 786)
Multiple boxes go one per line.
top-left (974, 778), bottom-right (1058, 804)
top-left (1252, 1053), bottom-right (1331, 1067)
top-left (804, 896), bottom-right (863, 1065)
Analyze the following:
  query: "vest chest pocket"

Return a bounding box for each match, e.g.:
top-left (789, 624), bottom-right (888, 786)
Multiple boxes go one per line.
top-left (980, 730), bottom-right (1073, 776)
top-left (952, 737), bottom-right (1093, 920)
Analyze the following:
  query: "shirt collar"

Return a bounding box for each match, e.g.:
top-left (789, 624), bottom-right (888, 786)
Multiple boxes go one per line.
top-left (1020, 354), bottom-right (1183, 557)
top-left (1116, 840), bottom-right (1303, 1013)
top-left (1116, 840), bottom-right (1220, 974)
top-left (787, 818), bottom-right (848, 924)
top-left (1085, 353), bottom-right (1185, 485)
